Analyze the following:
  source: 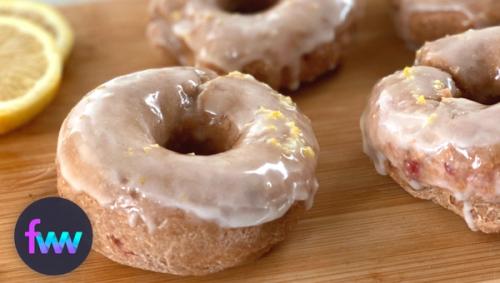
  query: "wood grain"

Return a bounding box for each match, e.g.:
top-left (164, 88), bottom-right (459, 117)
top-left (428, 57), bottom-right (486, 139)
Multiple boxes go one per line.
top-left (1, 0), bottom-right (499, 282)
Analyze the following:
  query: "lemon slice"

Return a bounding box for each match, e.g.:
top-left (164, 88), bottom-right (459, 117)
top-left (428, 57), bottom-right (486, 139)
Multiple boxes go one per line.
top-left (0, 16), bottom-right (62, 134)
top-left (0, 0), bottom-right (74, 60)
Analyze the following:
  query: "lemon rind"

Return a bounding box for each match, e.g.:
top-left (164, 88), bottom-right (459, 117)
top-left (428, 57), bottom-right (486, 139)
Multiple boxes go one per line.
top-left (0, 0), bottom-right (74, 60)
top-left (0, 16), bottom-right (62, 134)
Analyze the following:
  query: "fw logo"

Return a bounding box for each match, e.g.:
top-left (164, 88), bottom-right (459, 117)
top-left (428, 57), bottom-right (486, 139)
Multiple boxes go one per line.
top-left (15, 197), bottom-right (93, 275)
top-left (24, 218), bottom-right (83, 255)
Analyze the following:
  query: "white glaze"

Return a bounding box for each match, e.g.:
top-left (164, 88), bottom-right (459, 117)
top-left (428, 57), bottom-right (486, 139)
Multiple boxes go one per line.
top-left (362, 65), bottom-right (500, 196)
top-left (148, 0), bottom-right (357, 89)
top-left (361, 36), bottom-right (500, 233)
top-left (462, 201), bottom-right (477, 231)
top-left (57, 68), bottom-right (319, 230)
top-left (393, 0), bottom-right (500, 48)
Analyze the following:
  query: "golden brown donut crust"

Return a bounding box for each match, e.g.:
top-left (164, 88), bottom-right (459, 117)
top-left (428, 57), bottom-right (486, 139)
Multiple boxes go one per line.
top-left (58, 172), bottom-right (305, 275)
top-left (386, 162), bottom-right (500, 234)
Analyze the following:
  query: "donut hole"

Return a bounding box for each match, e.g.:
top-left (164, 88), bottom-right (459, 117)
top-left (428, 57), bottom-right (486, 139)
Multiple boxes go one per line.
top-left (165, 113), bottom-right (239, 156)
top-left (217, 0), bottom-right (279, 14)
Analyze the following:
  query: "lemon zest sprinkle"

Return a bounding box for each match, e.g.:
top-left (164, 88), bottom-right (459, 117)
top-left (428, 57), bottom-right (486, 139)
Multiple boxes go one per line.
top-left (267, 111), bottom-right (284, 120)
top-left (265, 125), bottom-right (278, 131)
top-left (433, 80), bottom-right (445, 90)
top-left (280, 96), bottom-right (295, 107)
top-left (416, 95), bottom-right (426, 105)
top-left (301, 146), bottom-right (316, 158)
top-left (286, 121), bottom-right (302, 137)
top-left (403, 67), bottom-right (413, 79)
top-left (425, 113), bottom-right (438, 126)
top-left (256, 106), bottom-right (284, 120)
top-left (266, 138), bottom-right (281, 147)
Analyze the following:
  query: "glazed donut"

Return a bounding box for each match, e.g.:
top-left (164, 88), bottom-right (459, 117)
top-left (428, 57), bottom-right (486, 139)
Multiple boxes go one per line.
top-left (147, 0), bottom-right (358, 90)
top-left (56, 67), bottom-right (319, 275)
top-left (361, 27), bottom-right (500, 233)
top-left (392, 0), bottom-right (500, 48)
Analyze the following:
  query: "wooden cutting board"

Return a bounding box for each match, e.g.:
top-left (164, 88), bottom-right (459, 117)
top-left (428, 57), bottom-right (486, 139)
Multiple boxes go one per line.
top-left (1, 0), bottom-right (500, 282)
